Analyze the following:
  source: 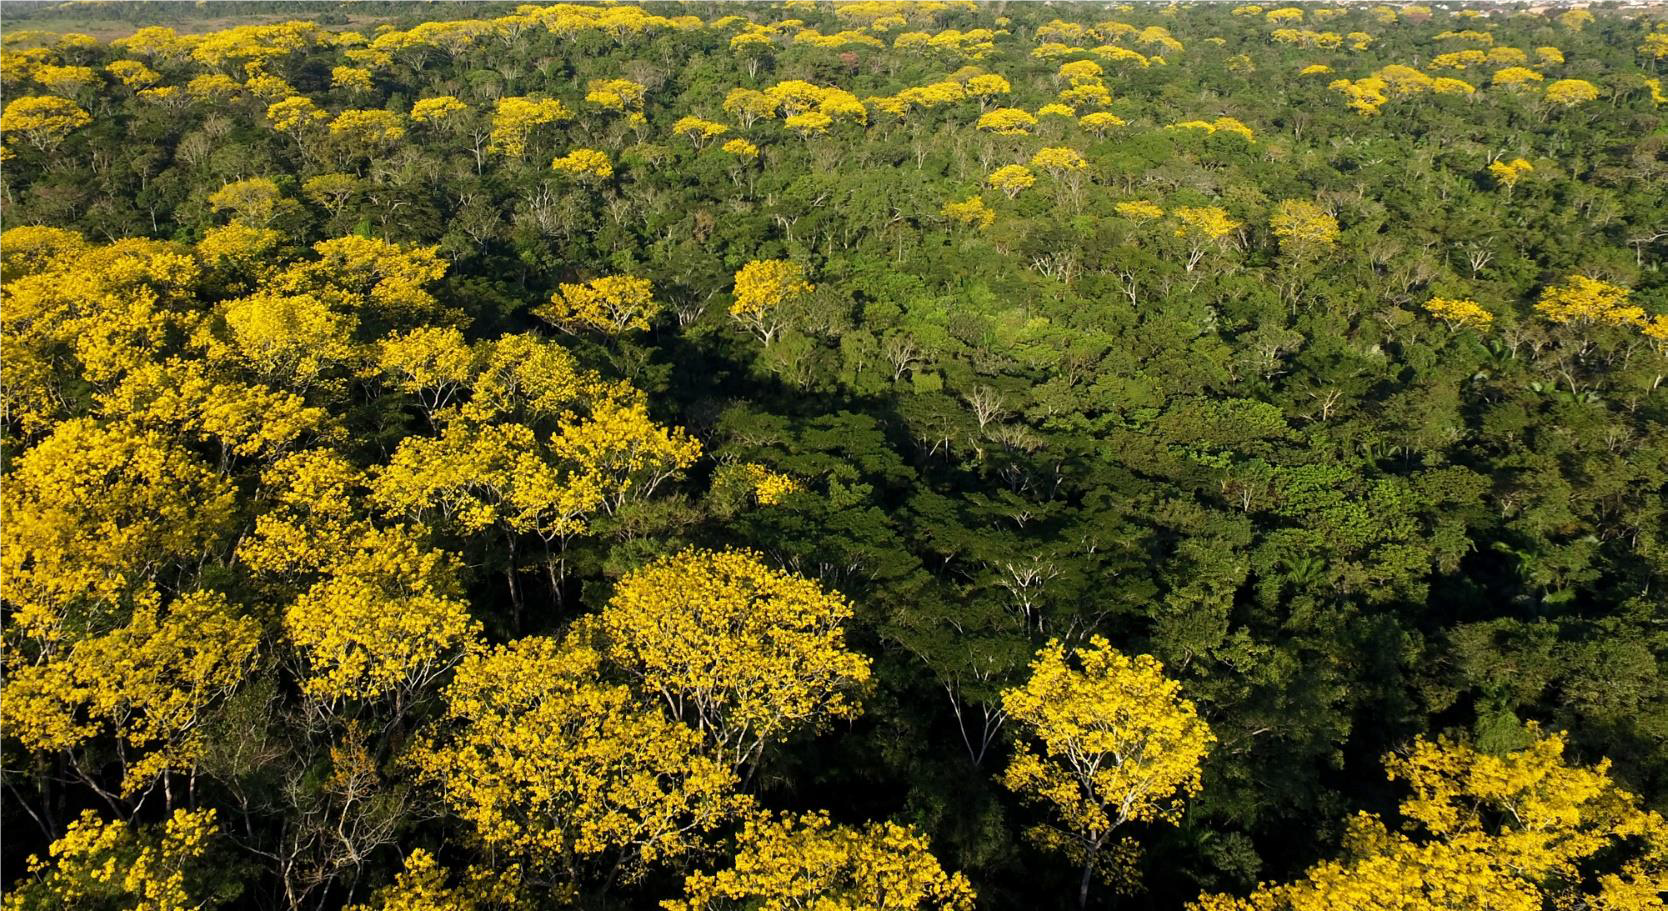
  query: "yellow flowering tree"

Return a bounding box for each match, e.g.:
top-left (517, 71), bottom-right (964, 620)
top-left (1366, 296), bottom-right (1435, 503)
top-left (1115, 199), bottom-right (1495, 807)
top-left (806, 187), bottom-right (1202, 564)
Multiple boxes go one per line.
top-left (1191, 728), bottom-right (1668, 911)
top-left (976, 107), bottom-right (1038, 135)
top-left (1030, 146), bottom-right (1088, 178)
top-left (344, 850), bottom-right (521, 911)
top-left (721, 137), bottom-right (759, 160)
top-left (1270, 199), bottom-right (1340, 255)
top-left (105, 60), bottom-right (161, 89)
top-left (942, 196), bottom-right (996, 230)
top-left (722, 87), bottom-right (775, 128)
top-left (741, 463), bottom-right (801, 505)
top-left (1536, 275), bottom-right (1644, 329)
top-left (488, 96), bottom-right (572, 159)
top-left (986, 164), bottom-right (1036, 199)
top-left (1001, 637), bottom-right (1215, 908)
top-left (4, 809), bottom-right (222, 911)
top-left (1, 95), bottom-right (92, 152)
top-left (283, 526), bottom-right (481, 711)
top-left (329, 108), bottom-right (406, 155)
top-left (550, 147), bottom-right (614, 182)
top-left (2, 590), bottom-right (260, 797)
top-left (784, 110), bottom-right (833, 138)
top-left (538, 274), bottom-right (660, 334)
top-left (1173, 205), bottom-right (1241, 271)
top-left (672, 115), bottom-right (729, 149)
top-left (600, 548), bottom-right (873, 773)
top-left (967, 73), bottom-right (1011, 109)
top-left (585, 77), bottom-right (648, 125)
top-left (665, 811), bottom-right (977, 911)
top-left (237, 448), bottom-right (373, 583)
top-left (1116, 200), bottom-right (1166, 220)
top-left (1493, 66), bottom-right (1544, 87)
top-left (1423, 297), bottom-right (1494, 332)
top-left (331, 65), bottom-right (374, 94)
top-left (1544, 77), bottom-right (1600, 107)
top-left (371, 333), bottom-right (697, 607)
top-left (1080, 111), bottom-right (1127, 135)
top-left (197, 289), bottom-right (361, 392)
top-left (265, 96), bottom-right (326, 136)
top-left (206, 177), bottom-right (293, 227)
top-left (411, 634), bottom-right (746, 880)
top-left (1488, 157), bottom-right (1534, 193)
top-left (0, 418), bottom-right (236, 639)
top-left (730, 259), bottom-right (814, 346)
top-left (548, 399), bottom-right (703, 513)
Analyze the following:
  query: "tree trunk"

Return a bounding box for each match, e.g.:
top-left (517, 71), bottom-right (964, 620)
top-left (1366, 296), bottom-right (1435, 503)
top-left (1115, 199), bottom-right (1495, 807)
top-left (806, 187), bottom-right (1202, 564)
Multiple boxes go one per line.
top-left (1079, 838), bottom-right (1101, 910)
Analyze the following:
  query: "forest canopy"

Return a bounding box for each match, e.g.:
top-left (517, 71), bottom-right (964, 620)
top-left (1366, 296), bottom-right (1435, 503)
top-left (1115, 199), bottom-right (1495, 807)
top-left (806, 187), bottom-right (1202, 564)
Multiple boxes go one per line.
top-left (2, 2), bottom-right (1667, 910)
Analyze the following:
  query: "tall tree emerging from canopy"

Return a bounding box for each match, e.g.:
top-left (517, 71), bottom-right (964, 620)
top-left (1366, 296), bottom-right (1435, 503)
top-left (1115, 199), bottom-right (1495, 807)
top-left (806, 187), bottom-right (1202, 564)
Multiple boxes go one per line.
top-left (1001, 637), bottom-right (1215, 909)
top-left (599, 548), bottom-right (872, 775)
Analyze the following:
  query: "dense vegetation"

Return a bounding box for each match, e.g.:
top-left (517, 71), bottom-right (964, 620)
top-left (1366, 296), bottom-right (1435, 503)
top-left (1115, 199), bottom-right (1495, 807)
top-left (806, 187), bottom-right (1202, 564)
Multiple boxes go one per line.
top-left (3, 2), bottom-right (1667, 909)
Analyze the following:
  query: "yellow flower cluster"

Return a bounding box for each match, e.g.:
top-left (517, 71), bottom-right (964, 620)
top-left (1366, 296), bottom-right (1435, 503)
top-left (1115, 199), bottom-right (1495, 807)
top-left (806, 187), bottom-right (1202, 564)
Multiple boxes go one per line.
top-left (730, 258), bottom-right (814, 345)
top-left (1002, 637), bottom-right (1214, 888)
top-left (1194, 727), bottom-right (1668, 911)
top-left (667, 811), bottom-right (976, 911)
top-left (540, 274), bottom-right (659, 333)
top-left (942, 195), bottom-right (997, 229)
top-left (550, 147), bottom-right (613, 180)
top-left (602, 548), bottom-right (872, 770)
top-left (1423, 297), bottom-right (1495, 332)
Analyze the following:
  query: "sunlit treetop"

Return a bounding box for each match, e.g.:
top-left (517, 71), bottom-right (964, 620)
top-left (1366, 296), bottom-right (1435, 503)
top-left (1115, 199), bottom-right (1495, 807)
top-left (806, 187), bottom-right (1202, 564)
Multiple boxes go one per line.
top-left (488, 96), bottom-right (572, 158)
top-left (730, 258), bottom-right (814, 345)
top-left (941, 195), bottom-right (996, 230)
top-left (1167, 116), bottom-right (1254, 141)
top-left (1003, 637), bottom-right (1214, 904)
top-left (410, 95), bottom-right (469, 125)
top-left (665, 811), bottom-right (976, 911)
top-left (672, 115), bottom-right (728, 148)
top-left (976, 107), bottom-right (1038, 135)
top-left (1, 418), bottom-right (236, 638)
top-left (1487, 157), bottom-right (1534, 190)
top-left (267, 95), bottom-right (327, 134)
top-left (721, 137), bottom-right (759, 159)
top-left (1544, 78), bottom-right (1599, 106)
top-left (600, 547), bottom-right (872, 771)
top-left (1423, 297), bottom-right (1494, 332)
top-left (331, 65), bottom-right (374, 93)
top-left (1192, 727), bottom-right (1668, 911)
top-left (550, 147), bottom-right (613, 181)
top-left (986, 164), bottom-right (1036, 199)
top-left (105, 59), bottom-right (161, 88)
top-left (1493, 66), bottom-right (1545, 87)
top-left (0, 95), bottom-right (91, 152)
top-left (538, 274), bottom-right (659, 333)
top-left (1270, 199), bottom-right (1340, 252)
top-left (410, 632), bottom-right (747, 875)
top-left (4, 809), bottom-right (223, 911)
top-left (284, 525), bottom-right (481, 706)
top-left (1031, 146), bottom-right (1088, 176)
top-left (1535, 275), bottom-right (1645, 329)
top-left (585, 77), bottom-right (648, 124)
top-left (1116, 200), bottom-right (1166, 220)
top-left (343, 850), bottom-right (521, 911)
top-left (329, 108), bottom-right (406, 145)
